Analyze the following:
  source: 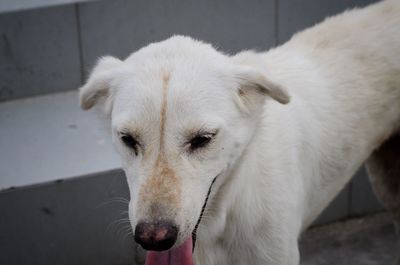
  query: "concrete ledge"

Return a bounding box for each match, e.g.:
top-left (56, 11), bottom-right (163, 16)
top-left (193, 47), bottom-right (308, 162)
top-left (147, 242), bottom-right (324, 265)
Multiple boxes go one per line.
top-left (0, 90), bottom-right (120, 190)
top-left (0, 0), bottom-right (97, 14)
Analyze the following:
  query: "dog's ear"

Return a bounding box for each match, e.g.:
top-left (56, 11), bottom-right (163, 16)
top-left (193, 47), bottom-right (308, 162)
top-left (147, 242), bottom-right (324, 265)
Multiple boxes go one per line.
top-left (79, 56), bottom-right (123, 111)
top-left (233, 66), bottom-right (290, 113)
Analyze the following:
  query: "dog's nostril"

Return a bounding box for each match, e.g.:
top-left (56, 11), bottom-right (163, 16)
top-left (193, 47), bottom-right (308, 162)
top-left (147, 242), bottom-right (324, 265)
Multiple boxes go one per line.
top-left (134, 221), bottom-right (178, 251)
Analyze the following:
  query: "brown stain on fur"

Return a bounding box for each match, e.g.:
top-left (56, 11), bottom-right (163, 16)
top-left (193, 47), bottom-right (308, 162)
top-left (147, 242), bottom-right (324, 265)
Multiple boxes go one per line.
top-left (159, 70), bottom-right (170, 152)
top-left (139, 70), bottom-right (182, 209)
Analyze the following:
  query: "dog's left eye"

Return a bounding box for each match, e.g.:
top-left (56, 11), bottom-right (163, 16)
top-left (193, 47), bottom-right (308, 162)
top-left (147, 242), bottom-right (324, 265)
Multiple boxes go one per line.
top-left (188, 133), bottom-right (216, 151)
top-left (120, 134), bottom-right (139, 155)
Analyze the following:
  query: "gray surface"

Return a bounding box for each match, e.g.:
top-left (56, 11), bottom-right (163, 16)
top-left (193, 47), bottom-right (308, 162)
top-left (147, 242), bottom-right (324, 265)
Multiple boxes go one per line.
top-left (0, 0), bottom-right (97, 14)
top-left (314, 185), bottom-right (350, 225)
top-left (0, 91), bottom-right (120, 190)
top-left (0, 0), bottom-right (381, 99)
top-left (0, 169), bottom-right (137, 265)
top-left (78, 0), bottom-right (276, 73)
top-left (277, 0), bottom-right (379, 43)
top-left (301, 212), bottom-right (399, 265)
top-left (350, 167), bottom-right (383, 215)
top-left (0, 5), bottom-right (81, 101)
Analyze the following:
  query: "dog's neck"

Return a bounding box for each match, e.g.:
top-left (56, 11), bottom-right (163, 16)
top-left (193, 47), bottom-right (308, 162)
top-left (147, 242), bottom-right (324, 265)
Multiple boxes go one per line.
top-left (192, 100), bottom-right (300, 258)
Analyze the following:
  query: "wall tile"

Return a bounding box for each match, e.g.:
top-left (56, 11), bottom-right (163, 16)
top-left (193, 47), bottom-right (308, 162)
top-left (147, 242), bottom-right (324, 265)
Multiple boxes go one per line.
top-left (314, 185), bottom-right (350, 225)
top-left (350, 167), bottom-right (383, 216)
top-left (0, 0), bottom-right (97, 14)
top-left (79, 0), bottom-right (276, 72)
top-left (277, 0), bottom-right (379, 44)
top-left (0, 5), bottom-right (81, 101)
top-left (0, 170), bottom-right (139, 265)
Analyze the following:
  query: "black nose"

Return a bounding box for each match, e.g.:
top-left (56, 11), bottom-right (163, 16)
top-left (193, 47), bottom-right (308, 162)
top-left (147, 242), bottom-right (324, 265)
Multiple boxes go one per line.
top-left (134, 221), bottom-right (178, 251)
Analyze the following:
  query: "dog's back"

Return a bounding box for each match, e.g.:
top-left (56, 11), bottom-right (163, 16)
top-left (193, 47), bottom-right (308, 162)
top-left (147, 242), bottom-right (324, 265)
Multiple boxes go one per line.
top-left (264, 0), bottom-right (400, 228)
top-left (297, 0), bottom-right (400, 228)
top-left (288, 0), bottom-right (400, 125)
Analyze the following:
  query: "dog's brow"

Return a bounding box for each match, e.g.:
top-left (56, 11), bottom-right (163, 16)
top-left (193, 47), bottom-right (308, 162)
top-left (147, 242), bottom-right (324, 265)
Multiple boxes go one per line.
top-left (116, 126), bottom-right (141, 139)
top-left (186, 128), bottom-right (219, 139)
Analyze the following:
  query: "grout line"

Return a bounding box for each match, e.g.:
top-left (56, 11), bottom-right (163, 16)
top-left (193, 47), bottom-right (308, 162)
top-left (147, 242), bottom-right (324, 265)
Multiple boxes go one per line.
top-left (274, 0), bottom-right (279, 46)
top-left (75, 3), bottom-right (85, 84)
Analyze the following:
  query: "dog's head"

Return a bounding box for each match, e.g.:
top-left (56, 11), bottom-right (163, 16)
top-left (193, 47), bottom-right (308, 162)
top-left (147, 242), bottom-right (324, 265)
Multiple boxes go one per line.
top-left (79, 36), bottom-right (289, 262)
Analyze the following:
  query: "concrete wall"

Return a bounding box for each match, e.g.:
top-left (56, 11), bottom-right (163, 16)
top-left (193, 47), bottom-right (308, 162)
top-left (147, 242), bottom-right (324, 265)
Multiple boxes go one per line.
top-left (0, 5), bottom-right (81, 100)
top-left (0, 0), bottom-right (379, 101)
top-left (0, 170), bottom-right (137, 265)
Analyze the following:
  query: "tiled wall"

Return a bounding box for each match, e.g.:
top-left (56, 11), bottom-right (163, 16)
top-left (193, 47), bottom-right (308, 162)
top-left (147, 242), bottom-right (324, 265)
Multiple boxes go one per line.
top-left (316, 167), bottom-right (382, 225)
top-left (277, 0), bottom-right (377, 43)
top-left (78, 0), bottom-right (276, 71)
top-left (0, 0), bottom-right (277, 101)
top-left (1, 0), bottom-right (378, 101)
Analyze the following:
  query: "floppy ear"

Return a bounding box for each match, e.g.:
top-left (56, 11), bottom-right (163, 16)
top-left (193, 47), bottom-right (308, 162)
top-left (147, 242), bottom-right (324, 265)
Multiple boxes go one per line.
top-left (79, 56), bottom-right (123, 111)
top-left (233, 66), bottom-right (290, 113)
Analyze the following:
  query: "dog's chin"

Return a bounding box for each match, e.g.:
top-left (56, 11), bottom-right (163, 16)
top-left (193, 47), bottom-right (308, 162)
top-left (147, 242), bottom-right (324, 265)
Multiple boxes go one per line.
top-left (145, 236), bottom-right (193, 265)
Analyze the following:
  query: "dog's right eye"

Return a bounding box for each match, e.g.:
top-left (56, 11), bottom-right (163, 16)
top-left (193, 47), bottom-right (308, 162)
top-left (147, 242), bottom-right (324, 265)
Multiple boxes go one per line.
top-left (189, 135), bottom-right (212, 150)
top-left (187, 131), bottom-right (217, 152)
top-left (121, 134), bottom-right (139, 155)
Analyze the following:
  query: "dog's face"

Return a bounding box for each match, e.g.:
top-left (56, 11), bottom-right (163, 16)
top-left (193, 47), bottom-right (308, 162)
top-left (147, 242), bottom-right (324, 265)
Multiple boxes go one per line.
top-left (79, 36), bottom-right (289, 253)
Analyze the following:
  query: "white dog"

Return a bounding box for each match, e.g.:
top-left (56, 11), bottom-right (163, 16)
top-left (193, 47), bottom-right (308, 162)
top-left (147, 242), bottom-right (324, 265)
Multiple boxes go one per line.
top-left (79, 0), bottom-right (400, 264)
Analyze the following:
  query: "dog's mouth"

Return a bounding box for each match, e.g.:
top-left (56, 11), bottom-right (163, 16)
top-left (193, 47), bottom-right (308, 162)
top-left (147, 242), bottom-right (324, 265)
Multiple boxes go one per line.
top-left (144, 175), bottom-right (219, 265)
top-left (145, 237), bottom-right (193, 265)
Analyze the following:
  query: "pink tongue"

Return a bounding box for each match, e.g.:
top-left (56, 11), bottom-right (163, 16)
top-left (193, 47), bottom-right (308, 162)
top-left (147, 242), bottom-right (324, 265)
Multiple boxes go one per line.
top-left (145, 237), bottom-right (193, 265)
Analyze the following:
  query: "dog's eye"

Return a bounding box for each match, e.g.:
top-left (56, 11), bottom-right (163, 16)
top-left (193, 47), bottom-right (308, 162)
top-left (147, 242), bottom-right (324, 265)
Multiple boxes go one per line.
top-left (188, 133), bottom-right (215, 151)
top-left (121, 134), bottom-right (139, 155)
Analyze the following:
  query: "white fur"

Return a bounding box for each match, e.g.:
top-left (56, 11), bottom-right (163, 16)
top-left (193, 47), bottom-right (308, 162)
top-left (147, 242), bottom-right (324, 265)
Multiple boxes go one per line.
top-left (79, 1), bottom-right (400, 264)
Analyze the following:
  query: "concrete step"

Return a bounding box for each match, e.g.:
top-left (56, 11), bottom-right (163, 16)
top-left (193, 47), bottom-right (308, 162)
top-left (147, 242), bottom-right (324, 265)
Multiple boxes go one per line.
top-left (0, 90), bottom-right (120, 190)
top-left (0, 0), bottom-right (98, 14)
